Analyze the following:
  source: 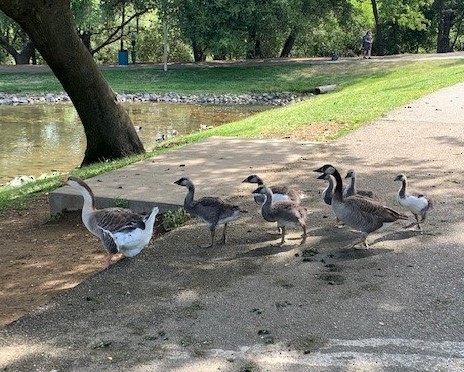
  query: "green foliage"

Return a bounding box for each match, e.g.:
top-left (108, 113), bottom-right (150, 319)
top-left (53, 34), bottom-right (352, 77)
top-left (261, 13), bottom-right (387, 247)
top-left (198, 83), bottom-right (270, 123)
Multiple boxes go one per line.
top-left (113, 197), bottom-right (129, 208)
top-left (136, 20), bottom-right (192, 63)
top-left (161, 208), bottom-right (190, 231)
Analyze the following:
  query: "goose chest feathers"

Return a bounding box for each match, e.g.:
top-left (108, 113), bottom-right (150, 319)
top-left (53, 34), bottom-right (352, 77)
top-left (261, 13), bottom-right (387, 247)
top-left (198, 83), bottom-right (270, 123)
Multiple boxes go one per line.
top-left (252, 185), bottom-right (307, 246)
top-left (314, 165), bottom-right (408, 248)
top-left (174, 177), bottom-right (240, 248)
top-left (63, 176), bottom-right (159, 269)
top-left (242, 174), bottom-right (305, 205)
top-left (394, 174), bottom-right (433, 234)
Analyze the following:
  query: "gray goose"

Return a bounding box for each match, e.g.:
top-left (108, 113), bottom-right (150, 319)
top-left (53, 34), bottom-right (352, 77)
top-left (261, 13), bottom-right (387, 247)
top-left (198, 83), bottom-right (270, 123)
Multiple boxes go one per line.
top-left (174, 177), bottom-right (240, 248)
top-left (314, 165), bottom-right (408, 248)
top-left (242, 174), bottom-right (305, 205)
top-left (63, 176), bottom-right (159, 269)
top-left (343, 169), bottom-right (382, 201)
top-left (252, 185), bottom-right (307, 246)
top-left (394, 174), bottom-right (433, 234)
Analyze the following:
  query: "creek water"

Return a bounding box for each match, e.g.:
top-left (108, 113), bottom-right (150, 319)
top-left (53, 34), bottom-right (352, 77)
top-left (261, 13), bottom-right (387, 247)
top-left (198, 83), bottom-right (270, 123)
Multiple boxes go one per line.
top-left (0, 102), bottom-right (266, 184)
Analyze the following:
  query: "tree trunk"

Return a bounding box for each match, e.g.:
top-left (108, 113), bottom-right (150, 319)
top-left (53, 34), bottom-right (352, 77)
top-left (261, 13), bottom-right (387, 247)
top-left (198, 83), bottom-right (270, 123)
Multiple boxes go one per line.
top-left (370, 0), bottom-right (386, 56)
top-left (280, 29), bottom-right (297, 58)
top-left (437, 7), bottom-right (454, 53)
top-left (192, 40), bottom-right (206, 62)
top-left (0, 0), bottom-right (145, 165)
top-left (0, 31), bottom-right (34, 64)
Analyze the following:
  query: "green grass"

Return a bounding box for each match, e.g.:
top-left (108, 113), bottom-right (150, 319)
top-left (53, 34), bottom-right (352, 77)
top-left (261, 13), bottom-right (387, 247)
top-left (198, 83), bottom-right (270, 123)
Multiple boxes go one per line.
top-left (1, 58), bottom-right (463, 209)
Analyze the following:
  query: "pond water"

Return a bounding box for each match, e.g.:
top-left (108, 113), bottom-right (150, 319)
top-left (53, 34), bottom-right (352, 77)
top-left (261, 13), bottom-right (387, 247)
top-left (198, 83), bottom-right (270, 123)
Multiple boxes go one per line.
top-left (0, 103), bottom-right (266, 184)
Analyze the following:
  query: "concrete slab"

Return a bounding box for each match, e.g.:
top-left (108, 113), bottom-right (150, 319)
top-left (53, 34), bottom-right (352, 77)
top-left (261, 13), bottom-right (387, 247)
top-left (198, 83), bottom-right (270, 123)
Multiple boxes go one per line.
top-left (49, 137), bottom-right (317, 215)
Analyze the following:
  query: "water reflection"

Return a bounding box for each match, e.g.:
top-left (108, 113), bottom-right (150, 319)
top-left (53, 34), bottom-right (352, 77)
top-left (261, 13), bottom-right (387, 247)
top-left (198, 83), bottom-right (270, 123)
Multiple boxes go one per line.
top-left (0, 103), bottom-right (266, 184)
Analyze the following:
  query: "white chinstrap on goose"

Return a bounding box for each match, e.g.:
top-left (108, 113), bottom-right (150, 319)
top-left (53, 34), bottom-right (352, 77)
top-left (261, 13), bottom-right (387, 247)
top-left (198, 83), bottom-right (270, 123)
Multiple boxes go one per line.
top-left (174, 177), bottom-right (240, 248)
top-left (394, 174), bottom-right (433, 234)
top-left (314, 165), bottom-right (408, 249)
top-left (63, 176), bottom-right (159, 269)
top-left (252, 185), bottom-right (307, 246)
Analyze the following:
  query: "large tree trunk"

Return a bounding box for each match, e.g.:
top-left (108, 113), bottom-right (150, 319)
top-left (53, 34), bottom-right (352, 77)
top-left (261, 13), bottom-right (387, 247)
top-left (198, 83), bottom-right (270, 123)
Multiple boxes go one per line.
top-left (0, 0), bottom-right (145, 165)
top-left (370, 0), bottom-right (386, 56)
top-left (437, 6), bottom-right (454, 52)
top-left (280, 29), bottom-right (297, 58)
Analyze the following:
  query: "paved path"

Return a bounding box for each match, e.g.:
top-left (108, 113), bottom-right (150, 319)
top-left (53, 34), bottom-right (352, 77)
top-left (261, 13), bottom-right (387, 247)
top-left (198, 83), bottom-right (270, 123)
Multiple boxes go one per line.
top-left (2, 83), bottom-right (464, 371)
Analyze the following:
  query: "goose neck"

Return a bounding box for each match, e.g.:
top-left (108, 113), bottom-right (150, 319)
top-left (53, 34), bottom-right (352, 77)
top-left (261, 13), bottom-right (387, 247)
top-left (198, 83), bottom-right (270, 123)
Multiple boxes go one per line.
top-left (332, 170), bottom-right (344, 201)
top-left (76, 182), bottom-right (96, 213)
top-left (184, 184), bottom-right (195, 208)
top-left (398, 179), bottom-right (407, 198)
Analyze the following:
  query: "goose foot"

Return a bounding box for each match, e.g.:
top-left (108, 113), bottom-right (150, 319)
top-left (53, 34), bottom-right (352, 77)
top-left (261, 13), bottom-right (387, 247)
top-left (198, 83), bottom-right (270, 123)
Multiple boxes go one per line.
top-left (403, 222), bottom-right (417, 229)
top-left (348, 237), bottom-right (369, 249)
top-left (101, 254), bottom-right (114, 271)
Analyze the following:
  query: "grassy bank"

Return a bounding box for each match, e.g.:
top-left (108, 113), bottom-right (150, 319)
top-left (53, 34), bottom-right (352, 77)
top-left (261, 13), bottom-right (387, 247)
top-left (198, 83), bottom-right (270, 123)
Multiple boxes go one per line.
top-left (1, 57), bottom-right (463, 209)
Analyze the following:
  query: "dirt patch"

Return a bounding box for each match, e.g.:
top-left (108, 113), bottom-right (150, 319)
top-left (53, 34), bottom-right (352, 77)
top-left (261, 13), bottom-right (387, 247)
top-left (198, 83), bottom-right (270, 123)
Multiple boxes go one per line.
top-left (0, 196), bottom-right (116, 328)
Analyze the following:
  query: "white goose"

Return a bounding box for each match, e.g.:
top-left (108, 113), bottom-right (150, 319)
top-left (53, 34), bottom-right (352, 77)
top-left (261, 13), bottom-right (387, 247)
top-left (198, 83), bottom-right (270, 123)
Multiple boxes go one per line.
top-left (394, 174), bottom-right (433, 234)
top-left (63, 176), bottom-right (159, 269)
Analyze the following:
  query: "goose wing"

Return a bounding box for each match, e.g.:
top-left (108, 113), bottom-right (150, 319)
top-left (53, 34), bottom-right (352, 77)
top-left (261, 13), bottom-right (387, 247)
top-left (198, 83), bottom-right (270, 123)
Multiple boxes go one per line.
top-left (340, 197), bottom-right (407, 233)
top-left (191, 196), bottom-right (225, 222)
top-left (272, 202), bottom-right (307, 223)
top-left (270, 185), bottom-right (290, 195)
top-left (93, 208), bottom-right (145, 232)
top-left (357, 189), bottom-right (382, 202)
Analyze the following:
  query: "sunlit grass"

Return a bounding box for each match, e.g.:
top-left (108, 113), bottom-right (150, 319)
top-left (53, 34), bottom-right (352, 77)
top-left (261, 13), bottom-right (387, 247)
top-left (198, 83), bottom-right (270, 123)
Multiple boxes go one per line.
top-left (1, 58), bottom-right (463, 209)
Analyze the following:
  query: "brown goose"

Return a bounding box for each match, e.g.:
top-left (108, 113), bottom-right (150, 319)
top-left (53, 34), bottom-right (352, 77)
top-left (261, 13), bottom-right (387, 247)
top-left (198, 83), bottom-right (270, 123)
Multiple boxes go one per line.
top-left (252, 185), bottom-right (307, 246)
top-left (394, 174), bottom-right (433, 234)
top-left (242, 174), bottom-right (305, 205)
top-left (314, 165), bottom-right (408, 248)
top-left (174, 177), bottom-right (240, 248)
top-left (63, 176), bottom-right (159, 269)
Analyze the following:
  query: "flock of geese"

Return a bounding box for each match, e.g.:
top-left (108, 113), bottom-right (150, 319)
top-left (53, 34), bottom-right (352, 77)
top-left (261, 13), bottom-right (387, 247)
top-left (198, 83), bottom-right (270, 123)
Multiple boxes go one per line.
top-left (63, 164), bottom-right (433, 269)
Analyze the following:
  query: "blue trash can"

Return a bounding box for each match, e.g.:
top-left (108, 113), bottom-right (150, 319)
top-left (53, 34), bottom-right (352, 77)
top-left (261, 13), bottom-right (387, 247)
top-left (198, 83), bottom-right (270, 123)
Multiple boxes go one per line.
top-left (118, 50), bottom-right (129, 65)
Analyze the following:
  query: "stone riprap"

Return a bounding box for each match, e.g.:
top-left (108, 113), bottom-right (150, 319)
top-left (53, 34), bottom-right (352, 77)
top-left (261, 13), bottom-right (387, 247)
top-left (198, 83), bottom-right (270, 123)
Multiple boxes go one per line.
top-left (0, 92), bottom-right (310, 106)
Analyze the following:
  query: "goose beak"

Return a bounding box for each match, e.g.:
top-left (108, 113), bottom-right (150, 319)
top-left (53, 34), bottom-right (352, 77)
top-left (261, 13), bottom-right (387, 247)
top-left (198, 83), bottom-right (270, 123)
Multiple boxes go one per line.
top-left (317, 174), bottom-right (327, 180)
top-left (313, 166), bottom-right (325, 173)
top-left (60, 176), bottom-right (69, 185)
top-left (394, 175), bottom-right (401, 182)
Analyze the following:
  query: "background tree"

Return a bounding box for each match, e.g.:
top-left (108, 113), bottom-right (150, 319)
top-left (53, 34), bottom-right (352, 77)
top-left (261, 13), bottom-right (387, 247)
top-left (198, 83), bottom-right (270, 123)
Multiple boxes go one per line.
top-left (0, 12), bottom-right (36, 64)
top-left (432, 0), bottom-right (464, 52)
top-left (0, 0), bottom-right (145, 165)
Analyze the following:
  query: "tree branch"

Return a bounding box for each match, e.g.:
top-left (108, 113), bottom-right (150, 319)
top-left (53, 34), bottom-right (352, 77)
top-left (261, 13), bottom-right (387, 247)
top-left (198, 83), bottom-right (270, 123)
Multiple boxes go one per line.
top-left (91, 9), bottom-right (147, 55)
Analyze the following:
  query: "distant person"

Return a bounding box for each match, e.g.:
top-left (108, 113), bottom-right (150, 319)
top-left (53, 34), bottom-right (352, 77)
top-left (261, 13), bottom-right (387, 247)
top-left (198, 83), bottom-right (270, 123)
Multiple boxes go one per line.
top-left (362, 30), bottom-right (373, 59)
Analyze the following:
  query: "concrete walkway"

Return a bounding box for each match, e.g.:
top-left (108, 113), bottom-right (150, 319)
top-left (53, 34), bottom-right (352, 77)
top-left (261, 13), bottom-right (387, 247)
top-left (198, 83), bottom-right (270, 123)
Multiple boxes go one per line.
top-left (49, 138), bottom-right (316, 215)
top-left (3, 83), bottom-right (464, 371)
